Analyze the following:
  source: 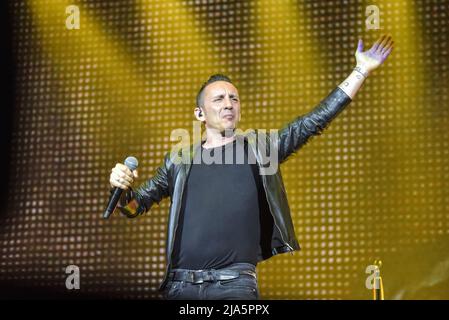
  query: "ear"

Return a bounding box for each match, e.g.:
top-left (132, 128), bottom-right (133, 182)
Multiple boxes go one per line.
top-left (194, 107), bottom-right (206, 122)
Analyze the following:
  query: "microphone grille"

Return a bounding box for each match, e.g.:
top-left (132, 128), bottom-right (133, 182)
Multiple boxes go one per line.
top-left (124, 156), bottom-right (139, 171)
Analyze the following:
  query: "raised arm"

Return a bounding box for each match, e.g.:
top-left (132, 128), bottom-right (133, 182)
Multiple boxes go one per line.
top-left (277, 34), bottom-right (394, 163)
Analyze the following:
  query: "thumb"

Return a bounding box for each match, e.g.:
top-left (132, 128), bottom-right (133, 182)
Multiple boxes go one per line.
top-left (356, 39), bottom-right (364, 53)
top-left (132, 169), bottom-right (138, 179)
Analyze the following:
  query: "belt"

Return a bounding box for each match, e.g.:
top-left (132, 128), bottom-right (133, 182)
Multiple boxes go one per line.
top-left (168, 269), bottom-right (257, 284)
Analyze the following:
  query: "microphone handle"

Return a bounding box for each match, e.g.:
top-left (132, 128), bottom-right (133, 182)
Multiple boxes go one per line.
top-left (103, 187), bottom-right (124, 219)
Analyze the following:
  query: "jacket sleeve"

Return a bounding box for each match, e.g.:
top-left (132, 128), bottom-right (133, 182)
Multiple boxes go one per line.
top-left (114, 153), bottom-right (170, 218)
top-left (277, 87), bottom-right (352, 163)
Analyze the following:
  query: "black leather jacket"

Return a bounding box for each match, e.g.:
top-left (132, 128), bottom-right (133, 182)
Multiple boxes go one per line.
top-left (116, 87), bottom-right (351, 291)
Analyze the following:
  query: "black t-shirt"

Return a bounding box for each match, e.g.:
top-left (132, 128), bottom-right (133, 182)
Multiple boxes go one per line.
top-left (171, 138), bottom-right (267, 270)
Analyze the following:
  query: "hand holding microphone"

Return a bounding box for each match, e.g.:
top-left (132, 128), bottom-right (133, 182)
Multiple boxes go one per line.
top-left (104, 156), bottom-right (139, 219)
top-left (109, 158), bottom-right (139, 190)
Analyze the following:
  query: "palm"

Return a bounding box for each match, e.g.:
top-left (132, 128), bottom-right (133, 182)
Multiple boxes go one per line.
top-left (355, 34), bottom-right (394, 73)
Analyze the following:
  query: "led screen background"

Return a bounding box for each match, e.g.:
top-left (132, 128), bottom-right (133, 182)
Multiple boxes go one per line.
top-left (1, 0), bottom-right (448, 299)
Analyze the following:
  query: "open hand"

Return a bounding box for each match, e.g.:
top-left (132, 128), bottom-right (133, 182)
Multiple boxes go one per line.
top-left (355, 34), bottom-right (394, 75)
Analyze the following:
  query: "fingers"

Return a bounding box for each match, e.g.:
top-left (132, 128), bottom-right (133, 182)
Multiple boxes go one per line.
top-left (132, 169), bottom-right (138, 179)
top-left (382, 45), bottom-right (394, 59)
top-left (369, 34), bottom-right (394, 61)
top-left (109, 174), bottom-right (130, 190)
top-left (115, 163), bottom-right (133, 177)
top-left (381, 40), bottom-right (394, 55)
top-left (111, 167), bottom-right (133, 183)
top-left (110, 174), bottom-right (131, 189)
top-left (378, 35), bottom-right (391, 51)
top-left (379, 35), bottom-right (393, 53)
top-left (371, 34), bottom-right (392, 53)
top-left (356, 39), bottom-right (364, 53)
top-left (111, 171), bottom-right (132, 187)
top-left (110, 178), bottom-right (129, 190)
top-left (370, 34), bottom-right (385, 52)
top-left (110, 163), bottom-right (135, 190)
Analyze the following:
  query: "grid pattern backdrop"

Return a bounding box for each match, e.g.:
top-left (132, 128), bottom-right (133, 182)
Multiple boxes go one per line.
top-left (2, 0), bottom-right (449, 299)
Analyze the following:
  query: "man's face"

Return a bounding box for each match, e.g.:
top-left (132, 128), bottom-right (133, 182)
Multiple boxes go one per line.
top-left (195, 81), bottom-right (241, 133)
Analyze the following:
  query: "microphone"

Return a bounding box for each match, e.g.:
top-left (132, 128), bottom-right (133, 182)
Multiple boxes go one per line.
top-left (103, 156), bottom-right (139, 219)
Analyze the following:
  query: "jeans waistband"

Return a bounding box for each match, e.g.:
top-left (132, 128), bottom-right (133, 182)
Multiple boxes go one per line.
top-left (171, 262), bottom-right (255, 273)
top-left (169, 263), bottom-right (257, 284)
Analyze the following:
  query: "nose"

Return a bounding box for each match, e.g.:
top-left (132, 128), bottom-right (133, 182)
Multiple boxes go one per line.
top-left (224, 95), bottom-right (233, 109)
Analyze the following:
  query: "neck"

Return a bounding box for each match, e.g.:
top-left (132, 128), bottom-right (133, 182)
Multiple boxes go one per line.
top-left (202, 127), bottom-right (236, 148)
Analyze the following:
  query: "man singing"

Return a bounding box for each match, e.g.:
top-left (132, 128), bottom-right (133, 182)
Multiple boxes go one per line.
top-left (108, 35), bottom-right (394, 300)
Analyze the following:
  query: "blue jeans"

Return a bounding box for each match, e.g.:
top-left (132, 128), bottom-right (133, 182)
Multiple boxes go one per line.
top-left (162, 263), bottom-right (260, 300)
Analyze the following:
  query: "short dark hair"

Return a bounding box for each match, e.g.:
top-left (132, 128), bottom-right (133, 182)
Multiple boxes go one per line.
top-left (196, 74), bottom-right (233, 108)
